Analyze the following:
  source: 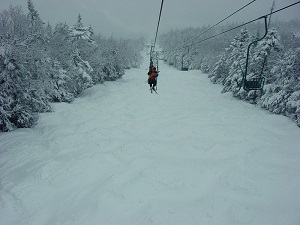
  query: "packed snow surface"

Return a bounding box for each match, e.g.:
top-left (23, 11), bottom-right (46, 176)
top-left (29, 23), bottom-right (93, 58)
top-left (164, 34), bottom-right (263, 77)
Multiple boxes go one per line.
top-left (1, 50), bottom-right (300, 225)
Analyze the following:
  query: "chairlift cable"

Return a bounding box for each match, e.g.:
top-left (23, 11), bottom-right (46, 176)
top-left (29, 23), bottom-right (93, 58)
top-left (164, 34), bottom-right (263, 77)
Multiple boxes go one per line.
top-left (182, 1), bottom-right (300, 49)
top-left (153, 0), bottom-right (165, 51)
top-left (173, 0), bottom-right (257, 52)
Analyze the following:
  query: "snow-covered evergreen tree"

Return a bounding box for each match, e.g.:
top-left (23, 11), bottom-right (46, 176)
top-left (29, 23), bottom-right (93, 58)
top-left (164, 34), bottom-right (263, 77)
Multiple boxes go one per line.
top-left (0, 5), bottom-right (50, 131)
top-left (259, 48), bottom-right (300, 126)
top-left (70, 14), bottom-right (97, 59)
top-left (220, 29), bottom-right (251, 98)
top-left (0, 52), bottom-right (41, 131)
top-left (208, 53), bottom-right (229, 84)
top-left (27, 0), bottom-right (46, 43)
top-left (49, 22), bottom-right (73, 69)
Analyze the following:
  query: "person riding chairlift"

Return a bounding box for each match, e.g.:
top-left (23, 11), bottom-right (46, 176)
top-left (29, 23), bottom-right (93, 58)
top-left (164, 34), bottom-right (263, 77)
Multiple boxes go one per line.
top-left (148, 65), bottom-right (158, 92)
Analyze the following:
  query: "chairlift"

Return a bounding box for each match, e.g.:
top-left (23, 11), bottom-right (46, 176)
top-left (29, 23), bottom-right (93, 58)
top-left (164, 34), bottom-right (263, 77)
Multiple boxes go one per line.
top-left (181, 56), bottom-right (189, 71)
top-left (149, 49), bottom-right (164, 72)
top-left (169, 53), bottom-right (177, 66)
top-left (242, 16), bottom-right (268, 91)
top-left (181, 46), bottom-right (190, 71)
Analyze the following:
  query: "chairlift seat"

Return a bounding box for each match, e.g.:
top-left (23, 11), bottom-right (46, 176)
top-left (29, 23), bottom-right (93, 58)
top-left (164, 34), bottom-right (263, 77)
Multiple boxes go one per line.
top-left (244, 77), bottom-right (265, 90)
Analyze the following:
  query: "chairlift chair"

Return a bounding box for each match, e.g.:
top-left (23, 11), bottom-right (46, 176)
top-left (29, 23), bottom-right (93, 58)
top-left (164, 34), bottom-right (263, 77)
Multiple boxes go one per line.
top-left (242, 16), bottom-right (268, 91)
top-left (181, 53), bottom-right (189, 71)
top-left (181, 46), bottom-right (190, 71)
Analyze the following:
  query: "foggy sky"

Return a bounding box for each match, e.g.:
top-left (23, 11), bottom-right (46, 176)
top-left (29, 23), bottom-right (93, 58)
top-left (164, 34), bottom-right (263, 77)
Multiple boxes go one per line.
top-left (1, 0), bottom-right (300, 39)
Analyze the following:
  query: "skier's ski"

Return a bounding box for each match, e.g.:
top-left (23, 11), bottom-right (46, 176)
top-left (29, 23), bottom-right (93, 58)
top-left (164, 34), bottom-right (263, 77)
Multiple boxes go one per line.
top-left (149, 87), bottom-right (158, 94)
top-left (152, 88), bottom-right (158, 94)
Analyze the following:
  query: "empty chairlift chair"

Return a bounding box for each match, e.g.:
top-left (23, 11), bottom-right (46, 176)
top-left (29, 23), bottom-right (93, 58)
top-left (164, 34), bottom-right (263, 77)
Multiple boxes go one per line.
top-left (242, 16), bottom-right (268, 91)
top-left (181, 47), bottom-right (189, 71)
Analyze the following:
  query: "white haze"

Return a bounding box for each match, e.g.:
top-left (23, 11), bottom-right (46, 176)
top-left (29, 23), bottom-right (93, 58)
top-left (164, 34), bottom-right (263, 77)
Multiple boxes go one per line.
top-left (0, 0), bottom-right (300, 37)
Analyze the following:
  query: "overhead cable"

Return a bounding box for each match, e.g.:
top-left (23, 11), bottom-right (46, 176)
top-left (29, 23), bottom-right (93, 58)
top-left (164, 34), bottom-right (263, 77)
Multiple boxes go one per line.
top-left (153, 0), bottom-right (165, 50)
top-left (174, 0), bottom-right (257, 51)
top-left (175, 1), bottom-right (300, 51)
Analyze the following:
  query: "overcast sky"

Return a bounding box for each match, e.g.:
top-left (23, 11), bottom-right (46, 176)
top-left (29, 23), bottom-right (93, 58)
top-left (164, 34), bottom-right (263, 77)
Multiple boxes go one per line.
top-left (1, 0), bottom-right (300, 39)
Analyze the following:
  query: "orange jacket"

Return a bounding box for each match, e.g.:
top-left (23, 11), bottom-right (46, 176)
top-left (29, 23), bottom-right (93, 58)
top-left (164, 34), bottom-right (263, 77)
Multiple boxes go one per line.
top-left (148, 67), bottom-right (157, 80)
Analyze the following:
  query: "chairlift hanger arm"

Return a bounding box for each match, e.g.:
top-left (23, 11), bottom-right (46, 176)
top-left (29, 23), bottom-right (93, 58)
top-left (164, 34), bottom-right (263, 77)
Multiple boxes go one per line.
top-left (243, 16), bottom-right (268, 82)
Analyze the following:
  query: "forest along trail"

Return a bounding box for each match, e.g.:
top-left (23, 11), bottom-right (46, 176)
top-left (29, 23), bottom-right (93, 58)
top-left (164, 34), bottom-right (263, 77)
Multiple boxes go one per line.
top-left (1, 50), bottom-right (300, 225)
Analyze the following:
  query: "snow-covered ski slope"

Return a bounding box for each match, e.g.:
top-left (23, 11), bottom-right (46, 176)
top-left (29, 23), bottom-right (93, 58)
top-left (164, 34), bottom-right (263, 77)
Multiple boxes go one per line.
top-left (1, 50), bottom-right (300, 225)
